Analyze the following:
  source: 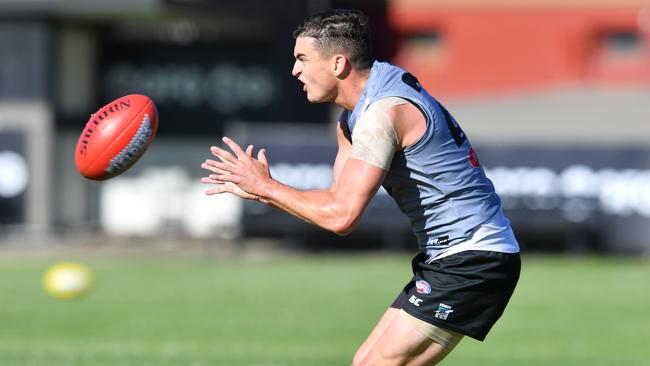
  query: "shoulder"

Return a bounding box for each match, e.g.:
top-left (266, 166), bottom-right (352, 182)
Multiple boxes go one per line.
top-left (369, 97), bottom-right (424, 123)
top-left (366, 97), bottom-right (426, 149)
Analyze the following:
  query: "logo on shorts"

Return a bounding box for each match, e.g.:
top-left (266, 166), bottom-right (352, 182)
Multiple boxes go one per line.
top-left (408, 295), bottom-right (423, 307)
top-left (434, 303), bottom-right (454, 320)
top-left (415, 280), bottom-right (431, 294)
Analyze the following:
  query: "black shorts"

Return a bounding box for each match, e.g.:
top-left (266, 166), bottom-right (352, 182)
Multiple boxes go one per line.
top-left (398, 250), bottom-right (521, 341)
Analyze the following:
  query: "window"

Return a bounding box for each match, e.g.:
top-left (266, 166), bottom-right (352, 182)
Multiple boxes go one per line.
top-left (602, 31), bottom-right (641, 55)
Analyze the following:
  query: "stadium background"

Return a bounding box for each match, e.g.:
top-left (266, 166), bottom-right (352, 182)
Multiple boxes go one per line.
top-left (0, 0), bottom-right (649, 365)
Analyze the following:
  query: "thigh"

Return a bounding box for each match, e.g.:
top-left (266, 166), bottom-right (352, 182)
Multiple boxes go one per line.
top-left (353, 293), bottom-right (407, 365)
top-left (356, 308), bottom-right (457, 366)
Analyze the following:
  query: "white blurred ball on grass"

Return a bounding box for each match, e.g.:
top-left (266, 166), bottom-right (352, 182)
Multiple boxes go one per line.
top-left (43, 262), bottom-right (94, 300)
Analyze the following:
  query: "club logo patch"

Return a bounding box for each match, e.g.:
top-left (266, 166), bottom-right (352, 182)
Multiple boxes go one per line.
top-left (434, 303), bottom-right (454, 320)
top-left (415, 280), bottom-right (431, 294)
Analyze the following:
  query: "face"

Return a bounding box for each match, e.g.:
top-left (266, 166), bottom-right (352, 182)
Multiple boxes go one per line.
top-left (292, 37), bottom-right (338, 103)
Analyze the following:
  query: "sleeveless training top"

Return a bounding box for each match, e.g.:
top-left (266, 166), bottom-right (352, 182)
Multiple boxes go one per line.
top-left (342, 61), bottom-right (503, 251)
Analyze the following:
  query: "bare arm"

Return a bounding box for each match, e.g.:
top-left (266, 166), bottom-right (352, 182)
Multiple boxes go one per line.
top-left (262, 153), bottom-right (385, 235)
top-left (201, 122), bottom-right (385, 235)
top-left (201, 101), bottom-right (425, 235)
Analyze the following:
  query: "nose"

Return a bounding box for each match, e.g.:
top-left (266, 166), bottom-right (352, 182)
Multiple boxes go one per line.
top-left (291, 60), bottom-right (301, 78)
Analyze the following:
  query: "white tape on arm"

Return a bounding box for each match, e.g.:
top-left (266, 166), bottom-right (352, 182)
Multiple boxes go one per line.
top-left (350, 97), bottom-right (407, 170)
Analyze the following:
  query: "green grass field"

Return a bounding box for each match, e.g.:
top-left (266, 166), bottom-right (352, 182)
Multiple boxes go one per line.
top-left (0, 251), bottom-right (648, 366)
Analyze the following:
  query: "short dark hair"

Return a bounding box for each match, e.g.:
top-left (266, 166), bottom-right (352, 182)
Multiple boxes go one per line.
top-left (293, 9), bottom-right (373, 70)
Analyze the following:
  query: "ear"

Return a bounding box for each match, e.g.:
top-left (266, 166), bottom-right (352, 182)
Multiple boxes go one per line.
top-left (332, 54), bottom-right (350, 77)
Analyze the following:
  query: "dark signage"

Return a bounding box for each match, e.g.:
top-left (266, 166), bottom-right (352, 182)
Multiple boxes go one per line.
top-left (240, 132), bottom-right (650, 254)
top-left (97, 36), bottom-right (328, 137)
top-left (477, 146), bottom-right (650, 253)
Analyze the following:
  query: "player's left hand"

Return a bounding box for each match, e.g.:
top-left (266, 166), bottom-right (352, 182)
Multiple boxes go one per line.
top-left (200, 136), bottom-right (271, 201)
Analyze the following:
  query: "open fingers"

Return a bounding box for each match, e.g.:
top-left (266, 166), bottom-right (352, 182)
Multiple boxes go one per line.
top-left (222, 136), bottom-right (247, 159)
top-left (209, 172), bottom-right (241, 184)
top-left (201, 160), bottom-right (231, 175)
top-left (257, 148), bottom-right (268, 166)
top-left (210, 146), bottom-right (238, 166)
top-left (202, 159), bottom-right (229, 170)
top-left (205, 184), bottom-right (229, 195)
top-left (201, 175), bottom-right (227, 184)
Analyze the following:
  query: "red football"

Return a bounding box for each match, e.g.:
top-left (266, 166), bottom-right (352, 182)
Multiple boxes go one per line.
top-left (75, 94), bottom-right (158, 180)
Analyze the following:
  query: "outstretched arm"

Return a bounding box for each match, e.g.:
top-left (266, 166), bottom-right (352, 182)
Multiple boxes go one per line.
top-left (201, 122), bottom-right (386, 235)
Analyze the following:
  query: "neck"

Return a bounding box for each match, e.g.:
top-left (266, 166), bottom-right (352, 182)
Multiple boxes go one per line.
top-left (335, 67), bottom-right (372, 111)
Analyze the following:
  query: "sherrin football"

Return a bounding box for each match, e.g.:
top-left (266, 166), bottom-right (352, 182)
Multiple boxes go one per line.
top-left (75, 94), bottom-right (158, 180)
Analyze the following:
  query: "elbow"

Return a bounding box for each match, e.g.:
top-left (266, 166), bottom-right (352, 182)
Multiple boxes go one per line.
top-left (328, 213), bottom-right (359, 236)
top-left (331, 225), bottom-right (355, 236)
top-left (317, 198), bottom-right (364, 236)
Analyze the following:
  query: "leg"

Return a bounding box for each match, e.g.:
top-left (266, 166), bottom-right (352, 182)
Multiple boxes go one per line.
top-left (352, 295), bottom-right (462, 366)
top-left (352, 293), bottom-right (407, 365)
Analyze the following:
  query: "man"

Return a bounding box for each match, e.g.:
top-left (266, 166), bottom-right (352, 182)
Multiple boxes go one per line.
top-left (201, 9), bottom-right (520, 366)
